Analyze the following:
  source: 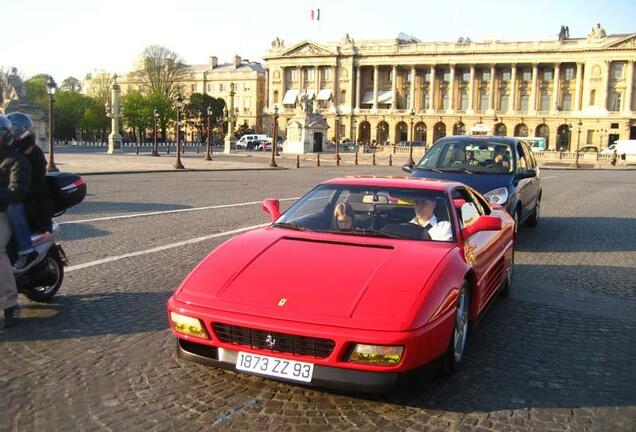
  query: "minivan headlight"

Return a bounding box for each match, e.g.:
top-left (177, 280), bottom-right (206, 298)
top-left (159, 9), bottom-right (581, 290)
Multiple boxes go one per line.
top-left (484, 187), bottom-right (509, 205)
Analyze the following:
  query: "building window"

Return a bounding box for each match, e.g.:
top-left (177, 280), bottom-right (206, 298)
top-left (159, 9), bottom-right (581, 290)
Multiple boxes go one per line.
top-left (540, 91), bottom-right (550, 111)
top-left (499, 93), bottom-right (509, 111)
top-left (564, 66), bottom-right (575, 81)
top-left (423, 93), bottom-right (430, 109)
top-left (290, 69), bottom-right (298, 81)
top-left (522, 69), bottom-right (532, 82)
top-left (586, 130), bottom-right (595, 144)
top-left (462, 71), bottom-right (470, 82)
top-left (388, 69), bottom-right (393, 83)
top-left (589, 89), bottom-right (596, 106)
top-left (219, 83), bottom-right (225, 92)
top-left (481, 71), bottom-right (490, 82)
top-left (479, 90), bottom-right (489, 110)
top-left (306, 68), bottom-right (314, 81)
top-left (561, 93), bottom-right (572, 111)
top-left (460, 90), bottom-right (470, 110)
top-left (423, 71), bottom-right (431, 83)
top-left (520, 94), bottom-right (529, 111)
top-left (405, 93), bottom-right (411, 109)
top-left (442, 71), bottom-right (451, 82)
top-left (323, 68), bottom-right (330, 81)
top-left (501, 70), bottom-right (511, 82)
top-left (191, 84), bottom-right (196, 92)
top-left (442, 91), bottom-right (449, 110)
top-left (405, 70), bottom-right (412, 83)
top-left (609, 91), bottom-right (622, 111)
top-left (543, 69), bottom-right (553, 81)
top-left (611, 62), bottom-right (624, 79)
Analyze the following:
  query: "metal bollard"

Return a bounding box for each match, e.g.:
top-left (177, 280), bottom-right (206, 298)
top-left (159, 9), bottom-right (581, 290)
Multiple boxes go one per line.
top-left (196, 144), bottom-right (200, 154)
top-left (317, 153), bottom-right (321, 167)
top-left (372, 153), bottom-right (376, 166)
top-left (389, 154), bottom-right (392, 166)
top-left (135, 143), bottom-right (139, 155)
top-left (296, 155), bottom-right (300, 168)
top-left (355, 152), bottom-right (358, 165)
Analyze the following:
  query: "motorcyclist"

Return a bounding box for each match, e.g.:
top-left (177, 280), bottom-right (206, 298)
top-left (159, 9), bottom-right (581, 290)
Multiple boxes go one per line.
top-left (6, 112), bottom-right (54, 273)
top-left (0, 115), bottom-right (31, 328)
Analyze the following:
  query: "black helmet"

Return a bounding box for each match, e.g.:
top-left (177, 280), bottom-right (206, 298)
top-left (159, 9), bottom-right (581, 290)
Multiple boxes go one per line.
top-left (6, 112), bottom-right (34, 143)
top-left (0, 115), bottom-right (14, 147)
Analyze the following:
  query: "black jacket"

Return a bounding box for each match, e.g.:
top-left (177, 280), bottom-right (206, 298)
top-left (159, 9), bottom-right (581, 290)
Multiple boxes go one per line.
top-left (12, 138), bottom-right (55, 228)
top-left (0, 145), bottom-right (31, 212)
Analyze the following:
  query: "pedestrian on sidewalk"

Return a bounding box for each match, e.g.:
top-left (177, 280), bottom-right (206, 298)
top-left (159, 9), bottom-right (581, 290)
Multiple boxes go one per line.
top-left (611, 149), bottom-right (617, 166)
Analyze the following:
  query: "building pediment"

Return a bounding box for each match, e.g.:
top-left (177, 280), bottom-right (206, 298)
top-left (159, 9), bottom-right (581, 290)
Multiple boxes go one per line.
top-left (279, 41), bottom-right (337, 58)
top-left (606, 34), bottom-right (636, 49)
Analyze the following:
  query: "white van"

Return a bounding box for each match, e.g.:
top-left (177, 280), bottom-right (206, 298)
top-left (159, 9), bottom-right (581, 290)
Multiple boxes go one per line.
top-left (601, 140), bottom-right (636, 155)
top-left (236, 134), bottom-right (271, 150)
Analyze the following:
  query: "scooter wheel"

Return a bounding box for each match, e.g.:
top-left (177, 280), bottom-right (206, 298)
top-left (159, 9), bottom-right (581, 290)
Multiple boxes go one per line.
top-left (25, 254), bottom-right (64, 302)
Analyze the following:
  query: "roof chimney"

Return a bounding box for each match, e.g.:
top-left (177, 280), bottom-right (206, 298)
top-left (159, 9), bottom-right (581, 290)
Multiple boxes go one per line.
top-left (234, 55), bottom-right (241, 68)
top-left (209, 56), bottom-right (218, 69)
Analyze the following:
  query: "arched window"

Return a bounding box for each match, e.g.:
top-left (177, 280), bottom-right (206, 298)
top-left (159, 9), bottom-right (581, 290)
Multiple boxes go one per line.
top-left (494, 123), bottom-right (507, 136)
top-left (514, 124), bottom-right (528, 137)
top-left (536, 124), bottom-right (550, 147)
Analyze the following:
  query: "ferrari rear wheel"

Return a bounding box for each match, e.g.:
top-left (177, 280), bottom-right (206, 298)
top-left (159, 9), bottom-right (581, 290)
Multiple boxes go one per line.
top-left (499, 248), bottom-right (514, 297)
top-left (443, 281), bottom-right (470, 374)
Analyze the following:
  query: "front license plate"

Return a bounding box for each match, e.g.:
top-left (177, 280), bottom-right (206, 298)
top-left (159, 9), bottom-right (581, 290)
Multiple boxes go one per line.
top-left (236, 352), bottom-right (314, 383)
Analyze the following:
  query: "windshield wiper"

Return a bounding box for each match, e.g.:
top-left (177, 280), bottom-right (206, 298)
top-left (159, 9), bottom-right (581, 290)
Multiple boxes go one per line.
top-left (415, 167), bottom-right (444, 174)
top-left (272, 222), bottom-right (313, 232)
top-left (326, 228), bottom-right (405, 239)
top-left (438, 168), bottom-right (474, 174)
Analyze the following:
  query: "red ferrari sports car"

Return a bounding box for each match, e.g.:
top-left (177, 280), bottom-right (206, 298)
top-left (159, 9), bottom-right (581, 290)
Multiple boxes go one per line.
top-left (167, 176), bottom-right (514, 393)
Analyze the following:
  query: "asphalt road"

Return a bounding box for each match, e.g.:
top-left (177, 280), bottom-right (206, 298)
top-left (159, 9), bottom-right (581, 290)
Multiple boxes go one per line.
top-left (1, 166), bottom-right (635, 431)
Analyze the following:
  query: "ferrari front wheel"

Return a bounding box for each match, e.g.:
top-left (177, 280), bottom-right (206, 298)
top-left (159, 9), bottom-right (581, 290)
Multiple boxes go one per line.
top-left (443, 282), bottom-right (470, 374)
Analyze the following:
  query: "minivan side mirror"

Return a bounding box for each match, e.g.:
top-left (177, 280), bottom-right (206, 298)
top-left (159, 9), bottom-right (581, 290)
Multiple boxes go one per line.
top-left (401, 163), bottom-right (413, 174)
top-left (261, 199), bottom-right (281, 222)
top-left (461, 215), bottom-right (502, 239)
top-left (515, 168), bottom-right (536, 180)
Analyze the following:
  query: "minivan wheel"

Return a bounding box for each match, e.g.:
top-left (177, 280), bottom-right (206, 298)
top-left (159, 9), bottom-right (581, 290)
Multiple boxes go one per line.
top-left (526, 197), bottom-right (540, 227)
top-left (513, 208), bottom-right (521, 235)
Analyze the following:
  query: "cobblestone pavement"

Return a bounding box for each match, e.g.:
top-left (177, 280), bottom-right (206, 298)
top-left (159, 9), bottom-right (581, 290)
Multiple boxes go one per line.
top-left (1, 167), bottom-right (635, 431)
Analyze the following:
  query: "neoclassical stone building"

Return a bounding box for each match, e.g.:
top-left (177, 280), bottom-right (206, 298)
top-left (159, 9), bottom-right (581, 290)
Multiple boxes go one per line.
top-left (111, 55), bottom-right (266, 132)
top-left (264, 25), bottom-right (636, 150)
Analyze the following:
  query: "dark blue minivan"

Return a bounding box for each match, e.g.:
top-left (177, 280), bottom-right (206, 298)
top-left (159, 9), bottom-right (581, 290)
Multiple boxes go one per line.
top-left (403, 135), bottom-right (541, 231)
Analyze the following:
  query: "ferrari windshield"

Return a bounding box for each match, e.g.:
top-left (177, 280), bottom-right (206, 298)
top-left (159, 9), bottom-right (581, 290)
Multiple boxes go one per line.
top-left (417, 139), bottom-right (514, 174)
top-left (274, 185), bottom-right (454, 242)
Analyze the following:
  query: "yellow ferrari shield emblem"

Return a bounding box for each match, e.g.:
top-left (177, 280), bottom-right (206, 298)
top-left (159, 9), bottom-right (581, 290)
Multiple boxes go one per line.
top-left (277, 298), bottom-right (287, 307)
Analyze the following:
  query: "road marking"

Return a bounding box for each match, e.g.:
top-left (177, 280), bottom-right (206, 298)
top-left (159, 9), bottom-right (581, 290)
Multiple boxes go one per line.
top-left (542, 176), bottom-right (559, 179)
top-left (60, 197), bottom-right (299, 225)
top-left (66, 223), bottom-right (269, 273)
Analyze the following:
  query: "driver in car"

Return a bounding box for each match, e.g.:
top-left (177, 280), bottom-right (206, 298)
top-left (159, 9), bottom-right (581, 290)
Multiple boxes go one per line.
top-left (410, 196), bottom-right (452, 241)
top-left (333, 202), bottom-right (355, 230)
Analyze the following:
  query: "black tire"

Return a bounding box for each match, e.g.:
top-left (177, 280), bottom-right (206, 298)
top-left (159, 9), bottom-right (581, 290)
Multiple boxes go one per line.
top-left (526, 196), bottom-right (540, 227)
top-left (499, 248), bottom-right (514, 297)
top-left (513, 207), bottom-right (521, 236)
top-left (443, 281), bottom-right (471, 375)
top-left (25, 254), bottom-right (64, 302)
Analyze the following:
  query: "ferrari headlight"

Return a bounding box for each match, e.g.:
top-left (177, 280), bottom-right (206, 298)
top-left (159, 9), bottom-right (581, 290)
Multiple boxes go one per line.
top-left (348, 344), bottom-right (404, 366)
top-left (484, 187), bottom-right (509, 205)
top-left (170, 311), bottom-right (209, 339)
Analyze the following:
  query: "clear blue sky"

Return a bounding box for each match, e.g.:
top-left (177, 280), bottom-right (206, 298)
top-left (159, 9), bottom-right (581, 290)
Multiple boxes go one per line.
top-left (2, 0), bottom-right (635, 82)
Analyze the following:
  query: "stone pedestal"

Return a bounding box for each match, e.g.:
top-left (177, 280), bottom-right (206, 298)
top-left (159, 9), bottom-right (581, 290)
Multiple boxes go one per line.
top-left (283, 112), bottom-right (329, 154)
top-left (107, 78), bottom-right (123, 153)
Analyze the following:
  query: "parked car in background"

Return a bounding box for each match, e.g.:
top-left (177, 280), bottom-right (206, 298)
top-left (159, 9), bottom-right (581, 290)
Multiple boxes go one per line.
top-left (404, 135), bottom-right (542, 233)
top-left (516, 137), bottom-right (546, 152)
top-left (600, 139), bottom-right (636, 155)
top-left (237, 134), bottom-right (271, 150)
top-left (578, 145), bottom-right (599, 153)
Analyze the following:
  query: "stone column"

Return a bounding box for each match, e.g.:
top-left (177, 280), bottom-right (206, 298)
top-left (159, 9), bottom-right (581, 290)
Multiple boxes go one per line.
top-left (624, 61), bottom-right (634, 113)
top-left (448, 64), bottom-right (455, 111)
top-left (468, 65), bottom-right (475, 113)
top-left (391, 65), bottom-right (397, 112)
top-left (410, 65), bottom-right (416, 110)
top-left (297, 66), bottom-right (302, 94)
top-left (488, 64), bottom-right (496, 112)
top-left (107, 79), bottom-right (123, 154)
top-left (530, 63), bottom-right (538, 112)
top-left (510, 65), bottom-right (517, 112)
top-left (373, 65), bottom-right (379, 111)
top-left (574, 62), bottom-right (583, 111)
top-left (428, 65), bottom-right (436, 112)
top-left (601, 61), bottom-right (610, 111)
top-left (332, 65), bottom-right (338, 112)
top-left (314, 65), bottom-right (320, 94)
top-left (552, 63), bottom-right (561, 112)
top-left (355, 66), bottom-right (361, 110)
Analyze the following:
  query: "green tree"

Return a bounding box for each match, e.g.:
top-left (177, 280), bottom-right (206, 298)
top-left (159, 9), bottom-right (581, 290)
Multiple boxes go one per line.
top-left (139, 45), bottom-right (187, 100)
top-left (60, 76), bottom-right (82, 93)
top-left (80, 98), bottom-right (109, 142)
top-left (185, 93), bottom-right (225, 142)
top-left (53, 91), bottom-right (90, 140)
top-left (24, 75), bottom-right (50, 110)
top-left (235, 121), bottom-right (255, 138)
top-left (147, 90), bottom-right (174, 142)
top-left (121, 90), bottom-right (152, 144)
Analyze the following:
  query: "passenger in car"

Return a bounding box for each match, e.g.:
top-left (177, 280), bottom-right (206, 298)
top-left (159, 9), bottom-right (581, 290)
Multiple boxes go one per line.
top-left (333, 202), bottom-right (355, 230)
top-left (410, 196), bottom-right (452, 241)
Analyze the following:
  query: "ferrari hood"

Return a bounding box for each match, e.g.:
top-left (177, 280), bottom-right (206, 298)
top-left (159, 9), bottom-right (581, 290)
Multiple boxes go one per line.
top-left (175, 229), bottom-right (454, 331)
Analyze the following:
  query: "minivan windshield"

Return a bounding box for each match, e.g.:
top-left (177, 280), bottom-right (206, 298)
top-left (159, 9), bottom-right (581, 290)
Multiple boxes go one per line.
top-left (417, 139), bottom-right (514, 174)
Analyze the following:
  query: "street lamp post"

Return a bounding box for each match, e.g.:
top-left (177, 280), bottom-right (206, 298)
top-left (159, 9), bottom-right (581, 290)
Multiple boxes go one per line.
top-left (269, 106), bottom-right (279, 168)
top-left (224, 83), bottom-right (236, 154)
top-left (575, 119), bottom-right (582, 168)
top-left (174, 94), bottom-right (185, 169)
top-left (335, 114), bottom-right (341, 166)
top-left (408, 109), bottom-right (415, 165)
top-left (152, 109), bottom-right (159, 156)
top-left (205, 106), bottom-right (213, 161)
top-left (46, 77), bottom-right (58, 172)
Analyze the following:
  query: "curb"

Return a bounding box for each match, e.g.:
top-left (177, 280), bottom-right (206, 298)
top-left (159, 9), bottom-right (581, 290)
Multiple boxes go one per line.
top-left (72, 167), bottom-right (288, 176)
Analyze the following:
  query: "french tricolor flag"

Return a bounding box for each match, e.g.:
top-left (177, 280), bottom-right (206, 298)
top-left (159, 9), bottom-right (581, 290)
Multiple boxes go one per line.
top-left (310, 8), bottom-right (320, 21)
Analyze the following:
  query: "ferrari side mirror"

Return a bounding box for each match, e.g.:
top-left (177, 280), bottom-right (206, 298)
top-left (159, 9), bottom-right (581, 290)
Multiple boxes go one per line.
top-left (261, 199), bottom-right (281, 222)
